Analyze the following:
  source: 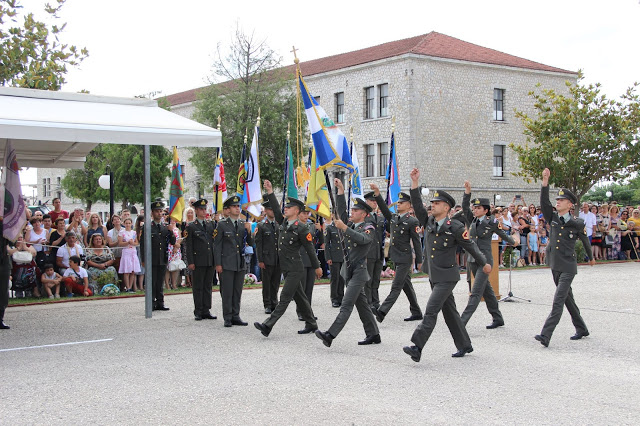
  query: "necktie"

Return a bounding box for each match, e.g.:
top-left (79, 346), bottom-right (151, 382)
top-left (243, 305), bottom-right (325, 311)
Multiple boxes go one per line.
top-left (434, 222), bottom-right (439, 233)
top-left (235, 221), bottom-right (238, 232)
top-left (560, 216), bottom-right (565, 224)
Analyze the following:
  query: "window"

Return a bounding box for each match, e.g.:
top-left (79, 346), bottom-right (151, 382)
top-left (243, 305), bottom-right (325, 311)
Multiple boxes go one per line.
top-left (378, 83), bottom-right (389, 117)
top-left (493, 89), bottom-right (504, 121)
top-left (378, 142), bottom-right (388, 177)
top-left (364, 86), bottom-right (375, 119)
top-left (364, 144), bottom-right (375, 177)
top-left (335, 92), bottom-right (344, 123)
top-left (42, 178), bottom-right (51, 197)
top-left (493, 145), bottom-right (504, 177)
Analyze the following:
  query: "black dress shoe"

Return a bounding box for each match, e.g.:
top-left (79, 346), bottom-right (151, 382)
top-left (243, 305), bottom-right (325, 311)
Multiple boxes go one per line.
top-left (298, 315), bottom-right (304, 321)
top-left (155, 306), bottom-right (170, 311)
top-left (486, 320), bottom-right (505, 329)
top-left (202, 313), bottom-right (217, 320)
top-left (404, 314), bottom-right (423, 321)
top-left (264, 307), bottom-right (272, 314)
top-left (254, 322), bottom-right (271, 337)
top-left (403, 345), bottom-right (421, 362)
top-left (298, 326), bottom-right (318, 334)
top-left (0, 321), bottom-right (10, 330)
top-left (371, 307), bottom-right (385, 323)
top-left (231, 319), bottom-right (248, 326)
top-left (194, 315), bottom-right (203, 321)
top-left (331, 301), bottom-right (340, 308)
top-left (570, 331), bottom-right (590, 340)
top-left (452, 346), bottom-right (474, 358)
top-left (224, 320), bottom-right (232, 327)
top-left (315, 330), bottom-right (333, 347)
top-left (534, 334), bottom-right (549, 347)
top-left (358, 334), bottom-right (381, 345)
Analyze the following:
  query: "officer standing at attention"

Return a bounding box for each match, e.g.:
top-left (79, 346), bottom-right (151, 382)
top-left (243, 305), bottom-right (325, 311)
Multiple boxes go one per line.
top-left (315, 179), bottom-right (381, 347)
top-left (363, 191), bottom-right (386, 309)
top-left (254, 197), bottom-right (323, 337)
top-left (324, 217), bottom-right (345, 307)
top-left (255, 180), bottom-right (283, 314)
top-left (369, 184), bottom-right (423, 323)
top-left (141, 201), bottom-right (176, 311)
top-left (535, 168), bottom-right (594, 347)
top-left (460, 181), bottom-right (515, 329)
top-left (403, 168), bottom-right (490, 362)
top-left (184, 198), bottom-right (217, 321)
top-left (214, 196), bottom-right (252, 327)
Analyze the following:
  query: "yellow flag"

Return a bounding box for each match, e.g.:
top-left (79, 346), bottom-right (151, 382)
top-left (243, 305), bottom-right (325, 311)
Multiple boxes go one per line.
top-left (306, 148), bottom-right (331, 219)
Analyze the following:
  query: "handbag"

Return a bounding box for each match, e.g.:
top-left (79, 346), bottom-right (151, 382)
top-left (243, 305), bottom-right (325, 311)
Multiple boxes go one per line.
top-left (167, 259), bottom-right (186, 272)
top-left (12, 250), bottom-right (33, 264)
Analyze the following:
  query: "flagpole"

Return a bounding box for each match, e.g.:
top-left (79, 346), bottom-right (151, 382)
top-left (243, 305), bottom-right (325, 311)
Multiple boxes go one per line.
top-left (215, 116), bottom-right (221, 214)
top-left (282, 123), bottom-right (290, 215)
top-left (347, 127), bottom-right (354, 211)
top-left (385, 117), bottom-right (396, 206)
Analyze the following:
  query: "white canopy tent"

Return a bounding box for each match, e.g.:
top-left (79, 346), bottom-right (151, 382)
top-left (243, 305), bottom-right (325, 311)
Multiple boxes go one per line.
top-left (0, 87), bottom-right (221, 317)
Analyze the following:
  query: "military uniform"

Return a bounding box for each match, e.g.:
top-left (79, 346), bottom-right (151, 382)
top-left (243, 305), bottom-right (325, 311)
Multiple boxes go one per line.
top-left (364, 191), bottom-right (385, 309)
top-left (324, 221), bottom-right (345, 306)
top-left (373, 192), bottom-right (423, 321)
top-left (255, 193), bottom-right (283, 312)
top-left (184, 199), bottom-right (217, 320)
top-left (140, 201), bottom-right (176, 310)
top-left (536, 186), bottom-right (592, 346)
top-left (405, 189), bottom-right (488, 361)
top-left (460, 194), bottom-right (515, 327)
top-left (297, 219), bottom-right (323, 313)
top-left (214, 196), bottom-right (253, 326)
top-left (255, 198), bottom-right (319, 336)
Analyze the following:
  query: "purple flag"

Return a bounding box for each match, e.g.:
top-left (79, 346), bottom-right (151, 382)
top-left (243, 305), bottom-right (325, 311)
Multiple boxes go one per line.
top-left (2, 141), bottom-right (27, 242)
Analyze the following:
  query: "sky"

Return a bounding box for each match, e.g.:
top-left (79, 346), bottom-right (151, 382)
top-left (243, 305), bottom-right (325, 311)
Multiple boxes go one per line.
top-left (15, 0), bottom-right (640, 189)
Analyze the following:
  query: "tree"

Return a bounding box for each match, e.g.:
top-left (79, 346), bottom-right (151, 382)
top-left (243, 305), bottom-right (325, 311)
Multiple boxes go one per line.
top-left (190, 26), bottom-right (298, 193)
top-left (511, 73), bottom-right (640, 200)
top-left (60, 144), bottom-right (109, 211)
top-left (0, 0), bottom-right (88, 90)
top-left (583, 176), bottom-right (640, 206)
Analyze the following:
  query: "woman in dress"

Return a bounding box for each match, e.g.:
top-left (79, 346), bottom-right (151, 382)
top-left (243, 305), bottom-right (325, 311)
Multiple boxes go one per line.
top-left (85, 233), bottom-right (117, 294)
top-left (25, 217), bottom-right (48, 271)
top-left (598, 204), bottom-right (611, 260)
top-left (9, 235), bottom-right (41, 298)
top-left (106, 214), bottom-right (123, 273)
top-left (590, 205), bottom-right (602, 260)
top-left (84, 213), bottom-right (107, 247)
top-left (165, 219), bottom-right (183, 290)
top-left (118, 217), bottom-right (141, 292)
top-left (528, 204), bottom-right (539, 228)
top-left (609, 205), bottom-right (622, 260)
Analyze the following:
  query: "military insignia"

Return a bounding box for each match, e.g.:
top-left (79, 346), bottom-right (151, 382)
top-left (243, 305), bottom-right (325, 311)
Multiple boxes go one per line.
top-left (446, 221), bottom-right (451, 225)
top-left (462, 230), bottom-right (470, 240)
top-left (559, 189), bottom-right (564, 195)
top-left (365, 229), bottom-right (371, 234)
top-left (306, 233), bottom-right (312, 242)
top-left (183, 230), bottom-right (188, 238)
top-left (213, 229), bottom-right (218, 238)
top-left (583, 228), bottom-right (587, 235)
top-left (498, 222), bottom-right (503, 230)
top-left (434, 191), bottom-right (439, 197)
top-left (473, 199), bottom-right (480, 205)
top-left (415, 226), bottom-right (420, 233)
top-left (294, 221), bottom-right (298, 226)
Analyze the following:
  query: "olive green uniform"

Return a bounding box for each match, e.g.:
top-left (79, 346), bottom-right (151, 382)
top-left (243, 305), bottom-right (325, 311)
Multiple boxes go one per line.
top-left (184, 219), bottom-right (216, 318)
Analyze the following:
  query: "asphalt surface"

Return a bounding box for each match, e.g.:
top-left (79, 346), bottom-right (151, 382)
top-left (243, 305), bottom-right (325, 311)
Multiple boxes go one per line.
top-left (1, 262), bottom-right (639, 425)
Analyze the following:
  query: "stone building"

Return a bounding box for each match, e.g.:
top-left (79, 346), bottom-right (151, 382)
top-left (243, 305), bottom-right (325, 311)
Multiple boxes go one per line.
top-left (39, 31), bottom-right (576, 216)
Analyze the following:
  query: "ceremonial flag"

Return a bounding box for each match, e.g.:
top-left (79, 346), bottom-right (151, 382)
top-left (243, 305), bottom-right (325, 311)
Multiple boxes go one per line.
top-left (168, 147), bottom-right (185, 223)
top-left (350, 140), bottom-right (363, 201)
top-left (1, 141), bottom-right (27, 242)
top-left (385, 131), bottom-right (401, 213)
top-left (237, 140), bottom-right (247, 196)
top-left (282, 138), bottom-right (298, 212)
top-left (239, 124), bottom-right (262, 218)
top-left (298, 73), bottom-right (353, 172)
top-left (212, 148), bottom-right (228, 213)
top-left (306, 148), bottom-right (331, 219)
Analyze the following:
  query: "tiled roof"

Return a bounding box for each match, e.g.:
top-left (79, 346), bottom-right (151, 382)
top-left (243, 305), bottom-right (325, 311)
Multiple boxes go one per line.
top-left (165, 31), bottom-right (575, 106)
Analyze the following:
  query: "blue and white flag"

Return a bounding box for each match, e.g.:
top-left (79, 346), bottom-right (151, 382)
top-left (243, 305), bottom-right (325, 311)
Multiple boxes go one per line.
top-left (298, 74), bottom-right (354, 172)
top-left (350, 141), bottom-right (363, 201)
top-left (385, 131), bottom-right (401, 213)
top-left (239, 124), bottom-right (263, 219)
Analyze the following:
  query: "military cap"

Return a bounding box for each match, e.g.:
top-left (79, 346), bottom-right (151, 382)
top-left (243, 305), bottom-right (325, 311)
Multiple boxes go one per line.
top-left (191, 198), bottom-right (208, 209)
top-left (352, 198), bottom-right (373, 213)
top-left (363, 191), bottom-right (376, 200)
top-left (284, 197), bottom-right (305, 210)
top-left (397, 192), bottom-right (411, 203)
top-left (431, 190), bottom-right (456, 208)
top-left (261, 194), bottom-right (272, 209)
top-left (556, 188), bottom-right (578, 205)
top-left (223, 196), bottom-right (240, 208)
top-left (151, 200), bottom-right (165, 210)
top-left (472, 197), bottom-right (491, 209)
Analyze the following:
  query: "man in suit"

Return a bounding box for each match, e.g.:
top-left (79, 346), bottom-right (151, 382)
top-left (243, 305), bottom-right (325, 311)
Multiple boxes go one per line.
top-left (364, 191), bottom-right (386, 309)
top-left (324, 218), bottom-right (345, 307)
top-left (369, 184), bottom-right (423, 323)
top-left (184, 198), bottom-right (217, 321)
top-left (140, 200), bottom-right (176, 311)
top-left (460, 181), bottom-right (515, 328)
top-left (315, 179), bottom-right (380, 347)
top-left (403, 168), bottom-right (490, 362)
top-left (535, 168), bottom-right (594, 347)
top-left (214, 196), bottom-right (252, 327)
top-left (254, 197), bottom-right (323, 337)
top-left (255, 180), bottom-right (283, 314)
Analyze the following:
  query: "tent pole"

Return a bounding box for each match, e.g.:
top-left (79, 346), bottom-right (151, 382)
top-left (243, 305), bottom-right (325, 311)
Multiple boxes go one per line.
top-left (144, 145), bottom-right (153, 318)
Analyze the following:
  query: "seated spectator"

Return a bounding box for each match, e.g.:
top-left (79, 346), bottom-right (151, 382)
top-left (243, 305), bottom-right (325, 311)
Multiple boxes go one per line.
top-left (48, 197), bottom-right (69, 224)
top-left (8, 236), bottom-right (41, 298)
top-left (56, 232), bottom-right (84, 274)
top-left (84, 212), bottom-right (107, 247)
top-left (41, 263), bottom-right (62, 299)
top-left (62, 255), bottom-right (91, 297)
top-left (85, 234), bottom-right (117, 293)
top-left (25, 217), bottom-right (48, 270)
top-left (48, 217), bottom-right (67, 267)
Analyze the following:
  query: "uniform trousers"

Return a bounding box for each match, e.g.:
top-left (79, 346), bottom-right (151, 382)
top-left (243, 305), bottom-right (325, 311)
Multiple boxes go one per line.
top-left (261, 263), bottom-right (281, 310)
top-left (379, 262), bottom-right (421, 317)
top-left (220, 270), bottom-right (244, 321)
top-left (327, 261), bottom-right (379, 338)
top-left (152, 265), bottom-right (166, 307)
top-left (296, 267), bottom-right (316, 316)
top-left (460, 261), bottom-right (503, 325)
top-left (540, 270), bottom-right (588, 341)
top-left (192, 265), bottom-right (213, 316)
top-left (411, 280), bottom-right (471, 351)
top-left (366, 258), bottom-right (382, 308)
top-left (264, 269), bottom-right (317, 330)
top-left (329, 261), bottom-right (345, 304)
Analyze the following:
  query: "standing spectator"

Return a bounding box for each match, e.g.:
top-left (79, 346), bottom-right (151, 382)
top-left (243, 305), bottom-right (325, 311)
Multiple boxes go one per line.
top-left (10, 236), bottom-right (41, 298)
top-left (538, 225), bottom-right (548, 265)
top-left (165, 219), bottom-right (182, 290)
top-left (48, 197), bottom-right (69, 224)
top-left (518, 209), bottom-right (532, 264)
top-left (578, 202), bottom-right (597, 245)
top-left (66, 208), bottom-right (87, 245)
top-left (48, 218), bottom-right (67, 267)
top-left (598, 204), bottom-right (611, 260)
top-left (118, 217), bottom-right (141, 292)
top-left (528, 226), bottom-right (539, 266)
top-left (106, 214), bottom-right (123, 273)
top-left (84, 213), bottom-right (107, 247)
top-left (25, 217), bottom-right (48, 271)
top-left (62, 255), bottom-right (91, 297)
top-left (609, 205), bottom-right (622, 260)
top-left (528, 204), bottom-right (539, 228)
top-left (590, 205), bottom-right (602, 260)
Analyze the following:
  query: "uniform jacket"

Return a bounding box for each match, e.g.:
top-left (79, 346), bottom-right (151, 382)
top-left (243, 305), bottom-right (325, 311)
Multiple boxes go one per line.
top-left (541, 185), bottom-right (592, 274)
top-left (140, 221), bottom-right (176, 266)
top-left (278, 219), bottom-right (320, 272)
top-left (374, 194), bottom-right (423, 265)
top-left (365, 210), bottom-right (386, 260)
top-left (255, 193), bottom-right (284, 266)
top-left (335, 193), bottom-right (375, 265)
top-left (184, 219), bottom-right (216, 267)
top-left (410, 188), bottom-right (486, 282)
top-left (213, 217), bottom-right (253, 272)
top-left (300, 222), bottom-right (323, 268)
top-left (324, 223), bottom-right (345, 263)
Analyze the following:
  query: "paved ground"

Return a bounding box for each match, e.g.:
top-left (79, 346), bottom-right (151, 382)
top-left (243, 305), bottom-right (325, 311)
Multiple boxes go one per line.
top-left (1, 262), bottom-right (639, 425)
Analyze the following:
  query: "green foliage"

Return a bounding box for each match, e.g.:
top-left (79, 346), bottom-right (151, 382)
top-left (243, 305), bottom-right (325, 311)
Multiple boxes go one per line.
top-left (0, 0), bottom-right (88, 90)
top-left (60, 144), bottom-right (109, 210)
top-left (511, 72), bottom-right (640, 200)
top-left (582, 177), bottom-right (640, 206)
top-left (95, 269), bottom-right (119, 290)
top-left (191, 27), bottom-right (299, 193)
top-left (575, 240), bottom-right (587, 263)
top-left (502, 245), bottom-right (515, 267)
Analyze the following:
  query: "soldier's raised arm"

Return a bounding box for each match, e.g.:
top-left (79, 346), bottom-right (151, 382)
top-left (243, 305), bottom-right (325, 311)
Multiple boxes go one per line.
top-left (409, 168), bottom-right (428, 226)
top-left (334, 178), bottom-right (348, 223)
top-left (264, 180), bottom-right (284, 225)
top-left (461, 181), bottom-right (473, 224)
top-left (370, 183), bottom-right (392, 221)
top-left (540, 168), bottom-right (554, 223)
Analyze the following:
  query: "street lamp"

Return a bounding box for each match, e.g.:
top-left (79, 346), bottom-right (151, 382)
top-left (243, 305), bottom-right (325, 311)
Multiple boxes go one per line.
top-left (99, 165), bottom-right (114, 229)
top-left (494, 194), bottom-right (501, 206)
top-left (421, 187), bottom-right (430, 197)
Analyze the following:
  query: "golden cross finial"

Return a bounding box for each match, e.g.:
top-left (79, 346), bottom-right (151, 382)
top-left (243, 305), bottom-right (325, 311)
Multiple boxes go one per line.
top-left (291, 46), bottom-right (299, 64)
top-left (217, 115), bottom-right (221, 131)
top-left (256, 107), bottom-right (261, 127)
top-left (350, 127), bottom-right (354, 142)
top-left (244, 128), bottom-right (248, 144)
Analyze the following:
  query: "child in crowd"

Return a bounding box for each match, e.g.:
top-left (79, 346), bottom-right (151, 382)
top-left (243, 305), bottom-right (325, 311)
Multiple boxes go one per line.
top-left (528, 226), bottom-right (539, 266)
top-left (41, 263), bottom-right (62, 299)
top-left (538, 226), bottom-right (548, 265)
top-left (118, 217), bottom-right (141, 292)
top-left (63, 256), bottom-right (91, 297)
